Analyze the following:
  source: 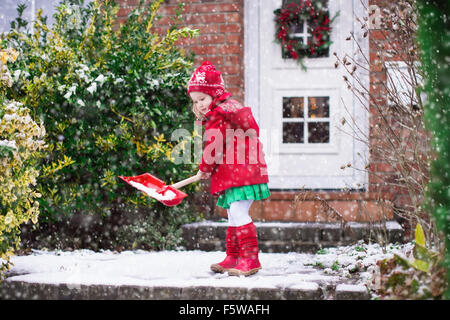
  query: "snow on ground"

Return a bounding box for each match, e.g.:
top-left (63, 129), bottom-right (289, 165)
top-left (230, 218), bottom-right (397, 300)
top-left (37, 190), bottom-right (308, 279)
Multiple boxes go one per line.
top-left (5, 241), bottom-right (414, 291)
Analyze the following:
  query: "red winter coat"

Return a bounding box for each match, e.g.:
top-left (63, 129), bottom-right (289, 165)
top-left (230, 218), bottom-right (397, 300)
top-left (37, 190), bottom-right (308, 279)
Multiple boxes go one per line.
top-left (199, 99), bottom-right (269, 195)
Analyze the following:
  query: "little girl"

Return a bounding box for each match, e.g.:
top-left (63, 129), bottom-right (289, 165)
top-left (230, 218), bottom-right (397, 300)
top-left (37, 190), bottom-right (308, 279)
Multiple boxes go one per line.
top-left (187, 61), bottom-right (270, 276)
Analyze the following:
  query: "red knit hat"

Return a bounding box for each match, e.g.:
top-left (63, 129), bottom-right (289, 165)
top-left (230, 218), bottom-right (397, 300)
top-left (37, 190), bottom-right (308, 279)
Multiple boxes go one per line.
top-left (187, 61), bottom-right (226, 98)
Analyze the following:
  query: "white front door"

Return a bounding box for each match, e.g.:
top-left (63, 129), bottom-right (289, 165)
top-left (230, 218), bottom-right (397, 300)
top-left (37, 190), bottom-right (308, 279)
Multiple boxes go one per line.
top-left (245, 0), bottom-right (369, 190)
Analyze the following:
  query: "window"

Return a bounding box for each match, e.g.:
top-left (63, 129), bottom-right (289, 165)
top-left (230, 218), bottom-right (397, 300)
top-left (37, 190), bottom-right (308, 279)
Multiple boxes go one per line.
top-left (282, 96), bottom-right (330, 144)
top-left (385, 61), bottom-right (424, 110)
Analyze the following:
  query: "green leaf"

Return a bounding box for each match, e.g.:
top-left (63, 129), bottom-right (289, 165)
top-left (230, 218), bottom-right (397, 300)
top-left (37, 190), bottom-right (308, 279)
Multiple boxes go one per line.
top-left (413, 243), bottom-right (431, 262)
top-left (409, 259), bottom-right (429, 273)
top-left (393, 254), bottom-right (410, 269)
top-left (415, 223), bottom-right (426, 247)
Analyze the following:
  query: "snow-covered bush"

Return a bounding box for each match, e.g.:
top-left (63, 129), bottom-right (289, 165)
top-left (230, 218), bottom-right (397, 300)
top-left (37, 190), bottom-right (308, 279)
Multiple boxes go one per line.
top-left (0, 47), bottom-right (46, 280)
top-left (371, 224), bottom-right (446, 299)
top-left (3, 0), bottom-right (200, 250)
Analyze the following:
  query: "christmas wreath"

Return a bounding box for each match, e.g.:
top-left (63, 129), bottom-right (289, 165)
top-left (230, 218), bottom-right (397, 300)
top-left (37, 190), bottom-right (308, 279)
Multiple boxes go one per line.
top-left (274, 0), bottom-right (338, 69)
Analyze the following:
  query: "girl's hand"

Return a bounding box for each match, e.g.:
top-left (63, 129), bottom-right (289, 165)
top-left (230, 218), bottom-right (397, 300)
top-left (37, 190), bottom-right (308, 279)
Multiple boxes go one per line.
top-left (197, 170), bottom-right (211, 180)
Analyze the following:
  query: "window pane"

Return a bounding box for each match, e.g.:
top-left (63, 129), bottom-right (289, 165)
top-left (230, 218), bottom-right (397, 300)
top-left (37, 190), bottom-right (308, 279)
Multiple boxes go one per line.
top-left (280, 0), bottom-right (330, 59)
top-left (283, 97), bottom-right (304, 118)
top-left (308, 96), bottom-right (329, 118)
top-left (289, 18), bottom-right (304, 34)
top-left (308, 122), bottom-right (329, 143)
top-left (283, 122), bottom-right (304, 143)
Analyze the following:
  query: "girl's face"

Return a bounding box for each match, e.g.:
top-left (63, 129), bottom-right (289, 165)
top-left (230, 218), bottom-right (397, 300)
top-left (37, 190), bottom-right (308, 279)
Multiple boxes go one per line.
top-left (190, 91), bottom-right (213, 117)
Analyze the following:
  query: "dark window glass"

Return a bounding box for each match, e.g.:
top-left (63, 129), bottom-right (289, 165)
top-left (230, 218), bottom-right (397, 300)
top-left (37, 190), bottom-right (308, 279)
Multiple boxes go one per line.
top-left (308, 122), bottom-right (329, 143)
top-left (308, 97), bottom-right (330, 118)
top-left (283, 97), bottom-right (304, 118)
top-left (283, 122), bottom-right (304, 143)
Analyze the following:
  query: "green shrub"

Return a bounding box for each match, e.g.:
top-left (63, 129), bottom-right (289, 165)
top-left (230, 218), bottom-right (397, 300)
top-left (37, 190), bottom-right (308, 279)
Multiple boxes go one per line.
top-left (416, 0), bottom-right (450, 298)
top-left (4, 0), bottom-right (201, 249)
top-left (0, 46), bottom-right (46, 279)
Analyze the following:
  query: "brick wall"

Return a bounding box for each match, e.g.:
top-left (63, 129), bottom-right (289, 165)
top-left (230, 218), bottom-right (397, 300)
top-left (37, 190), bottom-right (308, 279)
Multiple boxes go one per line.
top-left (367, 0), bottom-right (427, 237)
top-left (117, 0), bottom-right (245, 102)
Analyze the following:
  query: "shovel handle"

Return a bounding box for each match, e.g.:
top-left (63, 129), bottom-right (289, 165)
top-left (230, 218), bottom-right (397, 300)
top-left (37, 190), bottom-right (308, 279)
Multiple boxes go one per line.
top-left (171, 173), bottom-right (202, 189)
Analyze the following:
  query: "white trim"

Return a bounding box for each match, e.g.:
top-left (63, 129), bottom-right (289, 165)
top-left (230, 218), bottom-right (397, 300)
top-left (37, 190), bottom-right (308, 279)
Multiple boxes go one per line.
top-left (352, 0), bottom-right (370, 190)
top-left (244, 0), bottom-right (260, 123)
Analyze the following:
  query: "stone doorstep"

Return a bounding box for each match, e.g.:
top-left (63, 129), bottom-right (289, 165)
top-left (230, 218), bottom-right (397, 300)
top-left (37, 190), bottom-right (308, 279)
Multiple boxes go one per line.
top-left (0, 280), bottom-right (370, 300)
top-left (215, 192), bottom-right (395, 222)
top-left (182, 220), bottom-right (404, 253)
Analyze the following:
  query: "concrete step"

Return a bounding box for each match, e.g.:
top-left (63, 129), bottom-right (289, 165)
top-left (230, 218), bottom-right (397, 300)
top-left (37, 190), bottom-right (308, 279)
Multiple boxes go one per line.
top-left (0, 248), bottom-right (375, 300)
top-left (182, 220), bottom-right (404, 253)
top-left (0, 279), bottom-right (370, 300)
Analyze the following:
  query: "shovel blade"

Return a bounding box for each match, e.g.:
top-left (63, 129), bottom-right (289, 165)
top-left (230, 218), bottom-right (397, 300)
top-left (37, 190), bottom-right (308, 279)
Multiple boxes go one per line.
top-left (118, 173), bottom-right (187, 206)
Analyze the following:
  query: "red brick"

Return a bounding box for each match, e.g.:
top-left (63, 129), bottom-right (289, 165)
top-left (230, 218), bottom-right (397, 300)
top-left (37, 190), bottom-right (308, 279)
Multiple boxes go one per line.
top-left (293, 201), bottom-right (321, 222)
top-left (221, 65), bottom-right (240, 75)
top-left (186, 13), bottom-right (226, 24)
top-left (212, 189), bottom-right (396, 222)
top-left (225, 34), bottom-right (242, 44)
top-left (225, 12), bottom-right (241, 23)
top-left (219, 23), bottom-right (241, 33)
top-left (200, 55), bottom-right (224, 66)
top-left (197, 34), bottom-right (225, 45)
top-left (375, 162), bottom-right (395, 172)
top-left (175, 37), bottom-right (196, 46)
top-left (156, 16), bottom-right (175, 25)
top-left (191, 45), bottom-right (220, 55)
top-left (223, 75), bottom-right (242, 86)
top-left (218, 44), bottom-right (241, 54)
top-left (195, 24), bottom-right (220, 34)
top-left (370, 71), bottom-right (386, 84)
top-left (360, 200), bottom-right (393, 220)
top-left (262, 200), bottom-right (297, 221)
top-left (224, 55), bottom-right (240, 65)
top-left (191, 3), bottom-right (218, 13)
top-left (227, 87), bottom-right (243, 98)
top-left (120, 0), bottom-right (141, 6)
top-left (250, 201), bottom-right (263, 220)
top-left (370, 83), bottom-right (386, 95)
top-left (217, 3), bottom-right (241, 12)
top-left (159, 4), bottom-right (190, 15)
top-left (326, 201), bottom-right (361, 221)
top-left (370, 30), bottom-right (388, 41)
top-left (117, 8), bottom-right (131, 17)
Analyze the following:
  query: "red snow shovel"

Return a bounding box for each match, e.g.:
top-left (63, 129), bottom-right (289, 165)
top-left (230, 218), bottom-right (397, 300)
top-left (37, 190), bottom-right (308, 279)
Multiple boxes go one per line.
top-left (118, 172), bottom-right (201, 206)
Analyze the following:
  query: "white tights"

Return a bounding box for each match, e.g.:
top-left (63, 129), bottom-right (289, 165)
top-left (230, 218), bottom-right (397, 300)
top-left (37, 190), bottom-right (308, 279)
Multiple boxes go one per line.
top-left (227, 200), bottom-right (254, 227)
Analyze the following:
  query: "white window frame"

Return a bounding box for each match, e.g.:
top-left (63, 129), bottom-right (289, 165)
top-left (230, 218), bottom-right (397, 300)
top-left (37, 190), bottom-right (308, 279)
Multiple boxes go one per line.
top-left (385, 60), bottom-right (424, 108)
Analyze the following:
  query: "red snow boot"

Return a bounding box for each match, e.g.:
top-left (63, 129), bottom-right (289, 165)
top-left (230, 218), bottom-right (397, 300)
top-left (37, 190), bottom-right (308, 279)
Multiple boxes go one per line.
top-left (210, 226), bottom-right (239, 273)
top-left (228, 222), bottom-right (261, 277)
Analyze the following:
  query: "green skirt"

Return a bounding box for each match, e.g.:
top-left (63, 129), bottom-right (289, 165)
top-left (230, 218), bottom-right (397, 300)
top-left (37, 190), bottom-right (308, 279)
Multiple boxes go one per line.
top-left (216, 183), bottom-right (271, 209)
